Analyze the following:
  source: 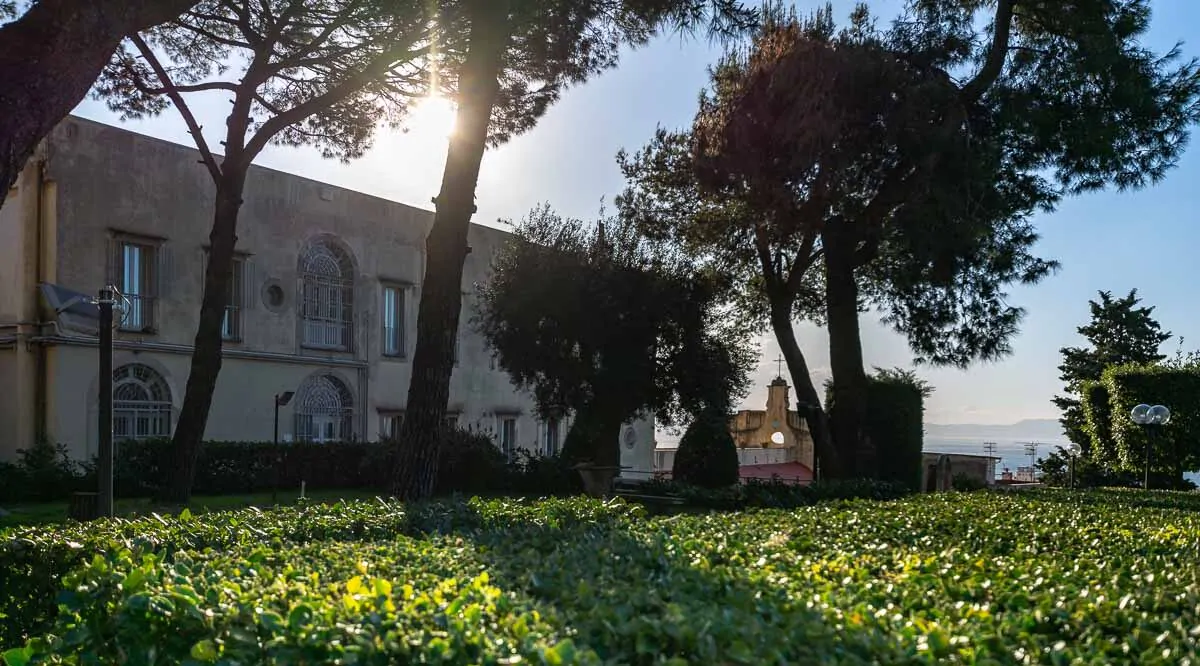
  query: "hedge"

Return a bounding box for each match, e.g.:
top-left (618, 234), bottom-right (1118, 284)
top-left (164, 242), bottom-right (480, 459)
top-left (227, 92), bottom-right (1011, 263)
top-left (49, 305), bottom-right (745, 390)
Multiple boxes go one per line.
top-left (1080, 379), bottom-right (1114, 463)
top-left (863, 372), bottom-right (926, 490)
top-left (6, 490), bottom-right (1200, 663)
top-left (824, 369), bottom-right (927, 486)
top-left (0, 428), bottom-right (581, 504)
top-left (1102, 363), bottom-right (1200, 483)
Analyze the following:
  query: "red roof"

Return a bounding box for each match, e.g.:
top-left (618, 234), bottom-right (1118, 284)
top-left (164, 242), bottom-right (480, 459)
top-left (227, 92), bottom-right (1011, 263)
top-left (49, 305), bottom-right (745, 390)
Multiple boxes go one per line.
top-left (738, 462), bottom-right (813, 484)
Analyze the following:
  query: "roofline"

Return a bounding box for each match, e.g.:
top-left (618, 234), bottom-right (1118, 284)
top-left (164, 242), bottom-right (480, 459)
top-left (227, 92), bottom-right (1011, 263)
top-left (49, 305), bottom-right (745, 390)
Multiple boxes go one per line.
top-left (58, 115), bottom-right (458, 223)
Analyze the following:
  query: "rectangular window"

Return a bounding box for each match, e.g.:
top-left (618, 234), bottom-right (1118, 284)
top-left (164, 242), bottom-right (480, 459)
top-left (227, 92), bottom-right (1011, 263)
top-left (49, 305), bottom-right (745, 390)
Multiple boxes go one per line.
top-left (108, 238), bottom-right (157, 332)
top-left (382, 285), bottom-right (405, 357)
top-left (222, 257), bottom-right (244, 341)
top-left (499, 416), bottom-right (517, 460)
top-left (544, 417), bottom-right (560, 456)
top-left (379, 411), bottom-right (404, 440)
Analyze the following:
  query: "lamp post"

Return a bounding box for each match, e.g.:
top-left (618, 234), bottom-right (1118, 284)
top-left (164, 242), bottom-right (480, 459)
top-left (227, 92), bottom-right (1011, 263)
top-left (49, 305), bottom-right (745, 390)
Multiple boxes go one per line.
top-left (271, 391), bottom-right (295, 505)
top-left (1130, 403), bottom-right (1171, 490)
top-left (1067, 442), bottom-right (1080, 490)
top-left (97, 287), bottom-right (115, 518)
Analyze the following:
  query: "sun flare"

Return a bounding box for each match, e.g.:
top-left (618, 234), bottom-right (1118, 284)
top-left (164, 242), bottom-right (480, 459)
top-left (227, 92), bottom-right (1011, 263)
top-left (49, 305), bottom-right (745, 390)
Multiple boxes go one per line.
top-left (407, 95), bottom-right (457, 141)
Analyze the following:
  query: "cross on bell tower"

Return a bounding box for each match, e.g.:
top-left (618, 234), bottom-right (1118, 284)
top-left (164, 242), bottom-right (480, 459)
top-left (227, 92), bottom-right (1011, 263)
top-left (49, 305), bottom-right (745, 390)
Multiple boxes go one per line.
top-left (775, 354), bottom-right (784, 380)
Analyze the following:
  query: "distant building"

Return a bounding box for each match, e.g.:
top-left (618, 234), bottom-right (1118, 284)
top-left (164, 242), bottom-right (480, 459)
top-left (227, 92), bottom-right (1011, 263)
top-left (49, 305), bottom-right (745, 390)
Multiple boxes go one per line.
top-left (654, 375), bottom-right (815, 484)
top-left (920, 452), bottom-right (999, 490)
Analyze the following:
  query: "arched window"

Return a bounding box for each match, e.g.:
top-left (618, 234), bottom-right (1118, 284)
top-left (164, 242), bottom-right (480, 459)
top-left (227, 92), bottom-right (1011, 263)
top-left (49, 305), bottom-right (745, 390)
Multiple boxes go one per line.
top-left (293, 373), bottom-right (354, 443)
top-left (300, 239), bottom-right (354, 351)
top-left (112, 363), bottom-right (172, 440)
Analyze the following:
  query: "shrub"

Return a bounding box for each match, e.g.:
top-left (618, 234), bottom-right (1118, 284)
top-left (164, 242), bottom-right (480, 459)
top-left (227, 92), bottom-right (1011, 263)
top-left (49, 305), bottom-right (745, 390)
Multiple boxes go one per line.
top-left (951, 473), bottom-right (987, 492)
top-left (0, 439), bottom-right (94, 503)
top-left (3, 426), bottom-right (580, 504)
top-left (1102, 364), bottom-right (1200, 485)
top-left (671, 412), bottom-right (739, 488)
top-left (1080, 380), bottom-right (1114, 462)
top-left (8, 491), bottom-right (1200, 663)
top-left (0, 495), bottom-right (631, 650)
top-left (824, 368), bottom-right (929, 486)
top-left (864, 369), bottom-right (929, 489)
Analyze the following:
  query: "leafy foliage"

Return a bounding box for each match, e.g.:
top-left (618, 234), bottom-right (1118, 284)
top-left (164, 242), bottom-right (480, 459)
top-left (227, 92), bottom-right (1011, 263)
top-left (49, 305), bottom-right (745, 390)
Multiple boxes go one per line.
top-left (0, 428), bottom-right (578, 505)
top-left (1055, 290), bottom-right (1172, 455)
top-left (671, 412), bottom-right (739, 488)
top-left (0, 440), bottom-right (95, 504)
top-left (864, 368), bottom-right (930, 490)
top-left (1100, 363), bottom-right (1200, 485)
top-left (475, 205), bottom-right (755, 464)
top-left (1034, 444), bottom-right (1182, 490)
top-left (95, 0), bottom-right (434, 162)
top-left (1081, 380), bottom-right (1115, 464)
top-left (8, 491), bottom-right (1200, 662)
top-left (393, 0), bottom-right (757, 500)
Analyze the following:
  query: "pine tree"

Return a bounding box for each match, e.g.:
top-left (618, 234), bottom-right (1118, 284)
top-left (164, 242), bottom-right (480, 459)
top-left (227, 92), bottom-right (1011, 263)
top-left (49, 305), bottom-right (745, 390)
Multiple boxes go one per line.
top-left (94, 0), bottom-right (441, 502)
top-left (1054, 289), bottom-right (1172, 455)
top-left (389, 0), bottom-right (756, 500)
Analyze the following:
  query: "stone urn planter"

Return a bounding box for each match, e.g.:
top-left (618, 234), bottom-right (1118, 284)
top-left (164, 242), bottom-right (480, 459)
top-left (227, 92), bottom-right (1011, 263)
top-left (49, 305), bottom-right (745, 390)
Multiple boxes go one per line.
top-left (573, 463), bottom-right (629, 498)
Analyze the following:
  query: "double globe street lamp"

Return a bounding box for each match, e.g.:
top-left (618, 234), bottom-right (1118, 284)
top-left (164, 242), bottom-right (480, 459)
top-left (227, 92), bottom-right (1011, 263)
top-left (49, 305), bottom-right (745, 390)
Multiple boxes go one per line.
top-left (1130, 403), bottom-right (1171, 490)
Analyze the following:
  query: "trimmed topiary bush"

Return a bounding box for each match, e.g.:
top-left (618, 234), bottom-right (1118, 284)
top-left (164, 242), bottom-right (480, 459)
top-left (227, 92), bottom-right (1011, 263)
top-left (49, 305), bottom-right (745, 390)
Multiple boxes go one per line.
top-left (672, 412), bottom-right (739, 488)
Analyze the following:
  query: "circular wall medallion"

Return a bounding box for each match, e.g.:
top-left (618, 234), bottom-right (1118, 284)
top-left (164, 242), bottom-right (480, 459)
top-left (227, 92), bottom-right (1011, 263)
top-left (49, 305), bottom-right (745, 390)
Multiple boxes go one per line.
top-left (770, 431), bottom-right (786, 445)
top-left (622, 426), bottom-right (637, 450)
top-left (262, 280), bottom-right (286, 311)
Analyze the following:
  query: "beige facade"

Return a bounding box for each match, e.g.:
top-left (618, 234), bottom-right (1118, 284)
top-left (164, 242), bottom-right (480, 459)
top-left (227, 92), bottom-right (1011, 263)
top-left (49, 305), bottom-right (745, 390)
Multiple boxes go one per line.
top-left (0, 117), bottom-right (655, 475)
top-left (728, 377), bottom-right (814, 469)
top-left (653, 377), bottom-right (816, 474)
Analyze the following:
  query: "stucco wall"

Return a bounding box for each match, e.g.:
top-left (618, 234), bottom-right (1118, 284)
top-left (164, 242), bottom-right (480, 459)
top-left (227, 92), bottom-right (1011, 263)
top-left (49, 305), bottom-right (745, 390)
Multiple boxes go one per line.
top-left (2, 117), bottom-right (656, 474)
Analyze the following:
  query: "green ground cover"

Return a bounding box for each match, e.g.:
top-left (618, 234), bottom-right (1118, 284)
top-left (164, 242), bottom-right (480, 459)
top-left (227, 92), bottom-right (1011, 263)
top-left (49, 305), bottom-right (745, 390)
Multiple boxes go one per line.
top-left (0, 489), bottom-right (380, 529)
top-left (3, 489), bottom-right (1199, 664)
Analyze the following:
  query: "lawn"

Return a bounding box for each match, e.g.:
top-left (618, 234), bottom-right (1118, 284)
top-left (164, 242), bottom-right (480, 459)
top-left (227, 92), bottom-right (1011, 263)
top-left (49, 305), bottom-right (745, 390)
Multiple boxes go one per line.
top-left (3, 489), bottom-right (1199, 663)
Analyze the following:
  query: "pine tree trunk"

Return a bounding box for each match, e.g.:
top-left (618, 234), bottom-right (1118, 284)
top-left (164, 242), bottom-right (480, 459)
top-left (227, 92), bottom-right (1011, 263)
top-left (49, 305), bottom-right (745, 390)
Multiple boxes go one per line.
top-left (158, 182), bottom-right (242, 503)
top-left (823, 222), bottom-right (874, 479)
top-left (769, 294), bottom-right (838, 479)
top-left (0, 0), bottom-right (196, 201)
top-left (390, 1), bottom-right (511, 501)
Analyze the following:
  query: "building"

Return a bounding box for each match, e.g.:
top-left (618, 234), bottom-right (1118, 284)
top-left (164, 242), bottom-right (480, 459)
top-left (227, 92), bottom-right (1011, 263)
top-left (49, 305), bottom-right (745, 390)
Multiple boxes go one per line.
top-left (920, 452), bottom-right (999, 490)
top-left (0, 117), bottom-right (655, 474)
top-left (653, 376), bottom-right (816, 484)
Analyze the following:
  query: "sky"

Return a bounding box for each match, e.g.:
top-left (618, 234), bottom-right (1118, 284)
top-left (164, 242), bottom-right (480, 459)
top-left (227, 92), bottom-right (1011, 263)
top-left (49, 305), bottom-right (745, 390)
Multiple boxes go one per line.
top-left (69, 0), bottom-right (1200, 428)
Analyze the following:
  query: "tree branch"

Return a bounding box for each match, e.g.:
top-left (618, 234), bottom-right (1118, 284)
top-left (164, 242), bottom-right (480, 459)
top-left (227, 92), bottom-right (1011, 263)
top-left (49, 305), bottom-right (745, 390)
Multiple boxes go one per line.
top-left (130, 33), bottom-right (222, 182)
top-left (961, 0), bottom-right (1014, 103)
top-left (784, 232), bottom-right (818, 295)
top-left (142, 80), bottom-right (240, 94)
top-left (243, 39), bottom-right (430, 159)
top-left (753, 224), bottom-right (782, 295)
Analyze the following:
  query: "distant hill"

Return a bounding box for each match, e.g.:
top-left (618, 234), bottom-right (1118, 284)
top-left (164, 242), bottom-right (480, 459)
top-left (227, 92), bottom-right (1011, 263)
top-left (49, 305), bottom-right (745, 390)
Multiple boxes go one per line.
top-left (924, 418), bottom-right (1068, 442)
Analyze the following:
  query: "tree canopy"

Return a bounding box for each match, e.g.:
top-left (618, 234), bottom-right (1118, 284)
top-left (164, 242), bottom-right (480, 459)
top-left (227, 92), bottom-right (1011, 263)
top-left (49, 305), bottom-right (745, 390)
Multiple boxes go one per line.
top-left (0, 0), bottom-right (198, 201)
top-left (474, 204), bottom-right (755, 467)
top-left (619, 0), bottom-right (1200, 479)
top-left (391, 0), bottom-right (756, 499)
top-left (1054, 289), bottom-right (1172, 455)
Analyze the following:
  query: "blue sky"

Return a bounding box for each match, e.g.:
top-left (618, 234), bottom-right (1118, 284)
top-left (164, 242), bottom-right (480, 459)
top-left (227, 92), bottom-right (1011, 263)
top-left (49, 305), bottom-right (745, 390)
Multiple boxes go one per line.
top-left (71, 0), bottom-right (1200, 426)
